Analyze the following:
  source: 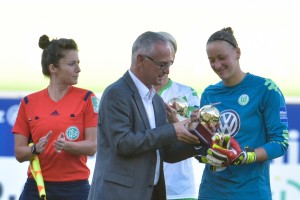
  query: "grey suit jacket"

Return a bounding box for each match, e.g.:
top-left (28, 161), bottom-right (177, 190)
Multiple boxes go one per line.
top-left (88, 71), bottom-right (201, 200)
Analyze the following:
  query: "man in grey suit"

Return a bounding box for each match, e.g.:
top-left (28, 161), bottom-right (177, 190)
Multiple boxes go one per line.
top-left (88, 31), bottom-right (208, 200)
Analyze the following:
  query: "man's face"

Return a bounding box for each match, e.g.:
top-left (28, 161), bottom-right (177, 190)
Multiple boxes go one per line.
top-left (140, 43), bottom-right (175, 88)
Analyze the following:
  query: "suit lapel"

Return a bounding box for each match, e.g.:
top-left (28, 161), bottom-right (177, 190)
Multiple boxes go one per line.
top-left (134, 92), bottom-right (151, 129)
top-left (153, 95), bottom-right (166, 127)
top-left (123, 71), bottom-right (151, 129)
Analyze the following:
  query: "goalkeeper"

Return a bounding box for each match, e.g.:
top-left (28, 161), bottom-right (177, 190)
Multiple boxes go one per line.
top-left (194, 27), bottom-right (289, 200)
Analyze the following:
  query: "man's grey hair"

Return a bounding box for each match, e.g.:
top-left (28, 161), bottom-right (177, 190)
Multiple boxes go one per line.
top-left (131, 31), bottom-right (174, 64)
top-left (157, 32), bottom-right (177, 53)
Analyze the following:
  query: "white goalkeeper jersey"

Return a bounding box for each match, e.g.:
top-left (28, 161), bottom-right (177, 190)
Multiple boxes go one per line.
top-left (159, 79), bottom-right (204, 199)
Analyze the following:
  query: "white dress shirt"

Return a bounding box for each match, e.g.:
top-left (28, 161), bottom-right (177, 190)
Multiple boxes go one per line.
top-left (129, 70), bottom-right (161, 185)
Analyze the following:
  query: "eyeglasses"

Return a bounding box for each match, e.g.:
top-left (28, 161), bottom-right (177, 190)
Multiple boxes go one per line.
top-left (143, 55), bottom-right (173, 70)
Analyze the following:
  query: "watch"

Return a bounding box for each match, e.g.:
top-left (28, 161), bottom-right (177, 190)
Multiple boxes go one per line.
top-left (31, 144), bottom-right (40, 155)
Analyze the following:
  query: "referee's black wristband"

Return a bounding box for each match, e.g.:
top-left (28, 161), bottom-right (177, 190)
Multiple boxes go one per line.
top-left (31, 144), bottom-right (40, 155)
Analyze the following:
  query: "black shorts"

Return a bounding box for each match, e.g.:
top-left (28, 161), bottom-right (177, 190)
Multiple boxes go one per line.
top-left (19, 178), bottom-right (90, 200)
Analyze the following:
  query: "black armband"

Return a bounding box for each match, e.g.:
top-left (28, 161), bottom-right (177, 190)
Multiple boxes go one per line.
top-left (31, 144), bottom-right (40, 155)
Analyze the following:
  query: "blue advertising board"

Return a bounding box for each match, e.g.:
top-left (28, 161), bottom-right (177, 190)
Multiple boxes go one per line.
top-left (0, 98), bottom-right (21, 156)
top-left (284, 104), bottom-right (300, 164)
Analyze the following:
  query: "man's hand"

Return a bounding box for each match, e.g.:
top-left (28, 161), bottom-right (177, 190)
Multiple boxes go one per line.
top-left (166, 103), bottom-right (180, 123)
top-left (174, 118), bottom-right (200, 144)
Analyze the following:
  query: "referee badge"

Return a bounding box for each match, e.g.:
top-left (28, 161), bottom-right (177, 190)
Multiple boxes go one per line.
top-left (66, 126), bottom-right (80, 141)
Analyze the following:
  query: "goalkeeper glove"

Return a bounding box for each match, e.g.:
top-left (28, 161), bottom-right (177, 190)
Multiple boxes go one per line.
top-left (195, 132), bottom-right (230, 167)
top-left (211, 132), bottom-right (230, 149)
top-left (211, 136), bottom-right (256, 165)
top-left (195, 148), bottom-right (228, 168)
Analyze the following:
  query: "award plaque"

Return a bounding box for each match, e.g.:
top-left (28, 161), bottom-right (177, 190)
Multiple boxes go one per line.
top-left (189, 105), bottom-right (220, 147)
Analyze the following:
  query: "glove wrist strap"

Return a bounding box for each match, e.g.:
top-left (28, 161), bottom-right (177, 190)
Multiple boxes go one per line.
top-left (244, 148), bottom-right (256, 164)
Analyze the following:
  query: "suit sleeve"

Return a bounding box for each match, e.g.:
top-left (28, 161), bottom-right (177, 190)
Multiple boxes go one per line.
top-left (99, 86), bottom-right (177, 157)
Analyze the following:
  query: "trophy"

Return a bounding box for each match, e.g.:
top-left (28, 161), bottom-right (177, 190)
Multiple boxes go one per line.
top-left (190, 105), bottom-right (227, 171)
top-left (168, 100), bottom-right (226, 171)
top-left (189, 105), bottom-right (220, 147)
top-left (167, 99), bottom-right (220, 147)
top-left (168, 97), bottom-right (189, 121)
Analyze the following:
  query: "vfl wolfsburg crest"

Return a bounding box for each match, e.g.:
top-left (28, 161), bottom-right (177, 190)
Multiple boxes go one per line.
top-left (66, 126), bottom-right (80, 140)
top-left (238, 94), bottom-right (249, 106)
